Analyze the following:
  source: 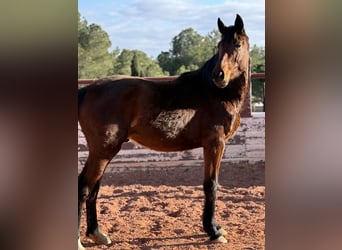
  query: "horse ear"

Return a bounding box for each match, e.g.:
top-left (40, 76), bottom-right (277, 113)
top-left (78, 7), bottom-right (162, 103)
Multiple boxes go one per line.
top-left (234, 14), bottom-right (245, 34)
top-left (217, 17), bottom-right (225, 34)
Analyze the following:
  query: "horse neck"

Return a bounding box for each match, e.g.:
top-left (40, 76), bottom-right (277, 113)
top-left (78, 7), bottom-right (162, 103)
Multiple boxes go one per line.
top-left (176, 54), bottom-right (249, 113)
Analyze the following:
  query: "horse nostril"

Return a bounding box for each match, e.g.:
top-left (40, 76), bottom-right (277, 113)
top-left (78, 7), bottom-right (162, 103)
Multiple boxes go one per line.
top-left (218, 71), bottom-right (224, 81)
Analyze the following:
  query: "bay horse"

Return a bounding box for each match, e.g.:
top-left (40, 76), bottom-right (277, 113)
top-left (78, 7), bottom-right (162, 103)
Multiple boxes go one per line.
top-left (78, 14), bottom-right (250, 249)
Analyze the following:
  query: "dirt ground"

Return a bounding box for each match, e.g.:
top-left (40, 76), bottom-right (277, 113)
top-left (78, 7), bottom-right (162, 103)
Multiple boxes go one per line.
top-left (79, 161), bottom-right (265, 250)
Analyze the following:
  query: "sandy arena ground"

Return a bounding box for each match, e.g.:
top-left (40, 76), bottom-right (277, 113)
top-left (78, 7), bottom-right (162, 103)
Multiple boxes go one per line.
top-left (79, 161), bottom-right (265, 250)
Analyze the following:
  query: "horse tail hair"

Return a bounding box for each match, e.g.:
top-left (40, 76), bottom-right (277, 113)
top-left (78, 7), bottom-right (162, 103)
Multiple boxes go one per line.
top-left (78, 86), bottom-right (88, 117)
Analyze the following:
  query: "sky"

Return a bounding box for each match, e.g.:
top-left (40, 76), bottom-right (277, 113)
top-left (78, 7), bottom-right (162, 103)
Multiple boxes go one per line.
top-left (78, 0), bottom-right (264, 59)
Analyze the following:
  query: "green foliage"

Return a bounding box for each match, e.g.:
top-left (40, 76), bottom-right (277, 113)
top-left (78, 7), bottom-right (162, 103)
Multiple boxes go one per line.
top-left (157, 28), bottom-right (219, 75)
top-left (250, 44), bottom-right (265, 73)
top-left (78, 13), bottom-right (112, 78)
top-left (175, 64), bottom-right (198, 75)
top-left (172, 28), bottom-right (203, 68)
top-left (112, 49), bottom-right (132, 75)
top-left (145, 63), bottom-right (169, 77)
top-left (131, 53), bottom-right (140, 76)
top-left (252, 78), bottom-right (265, 105)
top-left (78, 13), bottom-right (166, 78)
top-left (78, 12), bottom-right (89, 49)
top-left (157, 52), bottom-right (174, 75)
top-left (112, 49), bottom-right (166, 77)
top-left (249, 45), bottom-right (265, 106)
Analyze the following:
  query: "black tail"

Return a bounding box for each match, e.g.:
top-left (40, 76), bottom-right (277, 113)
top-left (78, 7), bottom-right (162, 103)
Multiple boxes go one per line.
top-left (78, 86), bottom-right (88, 116)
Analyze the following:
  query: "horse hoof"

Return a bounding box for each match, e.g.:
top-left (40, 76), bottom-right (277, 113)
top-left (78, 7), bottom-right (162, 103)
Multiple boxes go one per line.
top-left (211, 235), bottom-right (228, 244)
top-left (218, 227), bottom-right (228, 236)
top-left (78, 238), bottom-right (86, 250)
top-left (88, 230), bottom-right (112, 245)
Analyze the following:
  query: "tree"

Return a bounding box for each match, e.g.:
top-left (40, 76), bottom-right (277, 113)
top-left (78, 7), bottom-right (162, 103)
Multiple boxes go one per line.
top-left (131, 53), bottom-right (140, 76)
top-left (157, 52), bottom-right (174, 75)
top-left (113, 49), bottom-right (133, 75)
top-left (175, 64), bottom-right (198, 75)
top-left (204, 29), bottom-right (221, 56)
top-left (250, 45), bottom-right (265, 73)
top-left (78, 13), bottom-right (112, 78)
top-left (78, 12), bottom-right (89, 49)
top-left (157, 28), bottom-right (219, 75)
top-left (145, 63), bottom-right (168, 77)
top-left (171, 28), bottom-right (206, 74)
top-left (85, 24), bottom-right (113, 78)
top-left (113, 49), bottom-right (167, 77)
top-left (249, 45), bottom-right (265, 110)
top-left (79, 12), bottom-right (168, 78)
top-left (108, 47), bottom-right (121, 76)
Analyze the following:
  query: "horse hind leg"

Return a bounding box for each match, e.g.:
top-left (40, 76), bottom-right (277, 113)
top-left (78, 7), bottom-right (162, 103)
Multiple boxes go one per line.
top-left (79, 171), bottom-right (90, 250)
top-left (78, 142), bottom-right (123, 249)
top-left (78, 175), bottom-right (86, 250)
top-left (85, 180), bottom-right (112, 245)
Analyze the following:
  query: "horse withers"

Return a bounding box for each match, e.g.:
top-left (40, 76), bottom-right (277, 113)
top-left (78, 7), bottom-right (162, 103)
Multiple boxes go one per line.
top-left (78, 14), bottom-right (250, 249)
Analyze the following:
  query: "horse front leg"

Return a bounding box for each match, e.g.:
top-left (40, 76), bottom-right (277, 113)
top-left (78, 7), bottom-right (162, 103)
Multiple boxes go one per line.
top-left (202, 138), bottom-right (228, 243)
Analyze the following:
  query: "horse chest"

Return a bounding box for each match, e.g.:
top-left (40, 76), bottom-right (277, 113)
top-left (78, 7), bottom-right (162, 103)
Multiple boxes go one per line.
top-left (223, 114), bottom-right (240, 141)
top-left (212, 102), bottom-right (240, 141)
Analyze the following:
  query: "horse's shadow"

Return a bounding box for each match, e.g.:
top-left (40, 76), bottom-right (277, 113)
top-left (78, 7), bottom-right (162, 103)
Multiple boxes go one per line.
top-left (82, 234), bottom-right (213, 249)
top-left (132, 234), bottom-right (212, 249)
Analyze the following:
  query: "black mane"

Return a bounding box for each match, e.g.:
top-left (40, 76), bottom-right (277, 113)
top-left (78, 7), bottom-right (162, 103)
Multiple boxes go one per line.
top-left (177, 53), bottom-right (218, 86)
top-left (199, 54), bottom-right (219, 84)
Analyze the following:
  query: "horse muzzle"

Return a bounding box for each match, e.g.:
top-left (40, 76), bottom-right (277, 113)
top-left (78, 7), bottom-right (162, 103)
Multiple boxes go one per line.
top-left (213, 70), bottom-right (229, 88)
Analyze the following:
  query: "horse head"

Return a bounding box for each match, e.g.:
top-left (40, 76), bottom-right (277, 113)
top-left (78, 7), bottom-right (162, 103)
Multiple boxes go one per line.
top-left (212, 14), bottom-right (250, 88)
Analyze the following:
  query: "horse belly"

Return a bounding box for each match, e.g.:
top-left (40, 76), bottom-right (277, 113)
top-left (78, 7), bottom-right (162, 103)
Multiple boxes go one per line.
top-left (129, 109), bottom-right (200, 152)
top-left (129, 135), bottom-right (199, 152)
